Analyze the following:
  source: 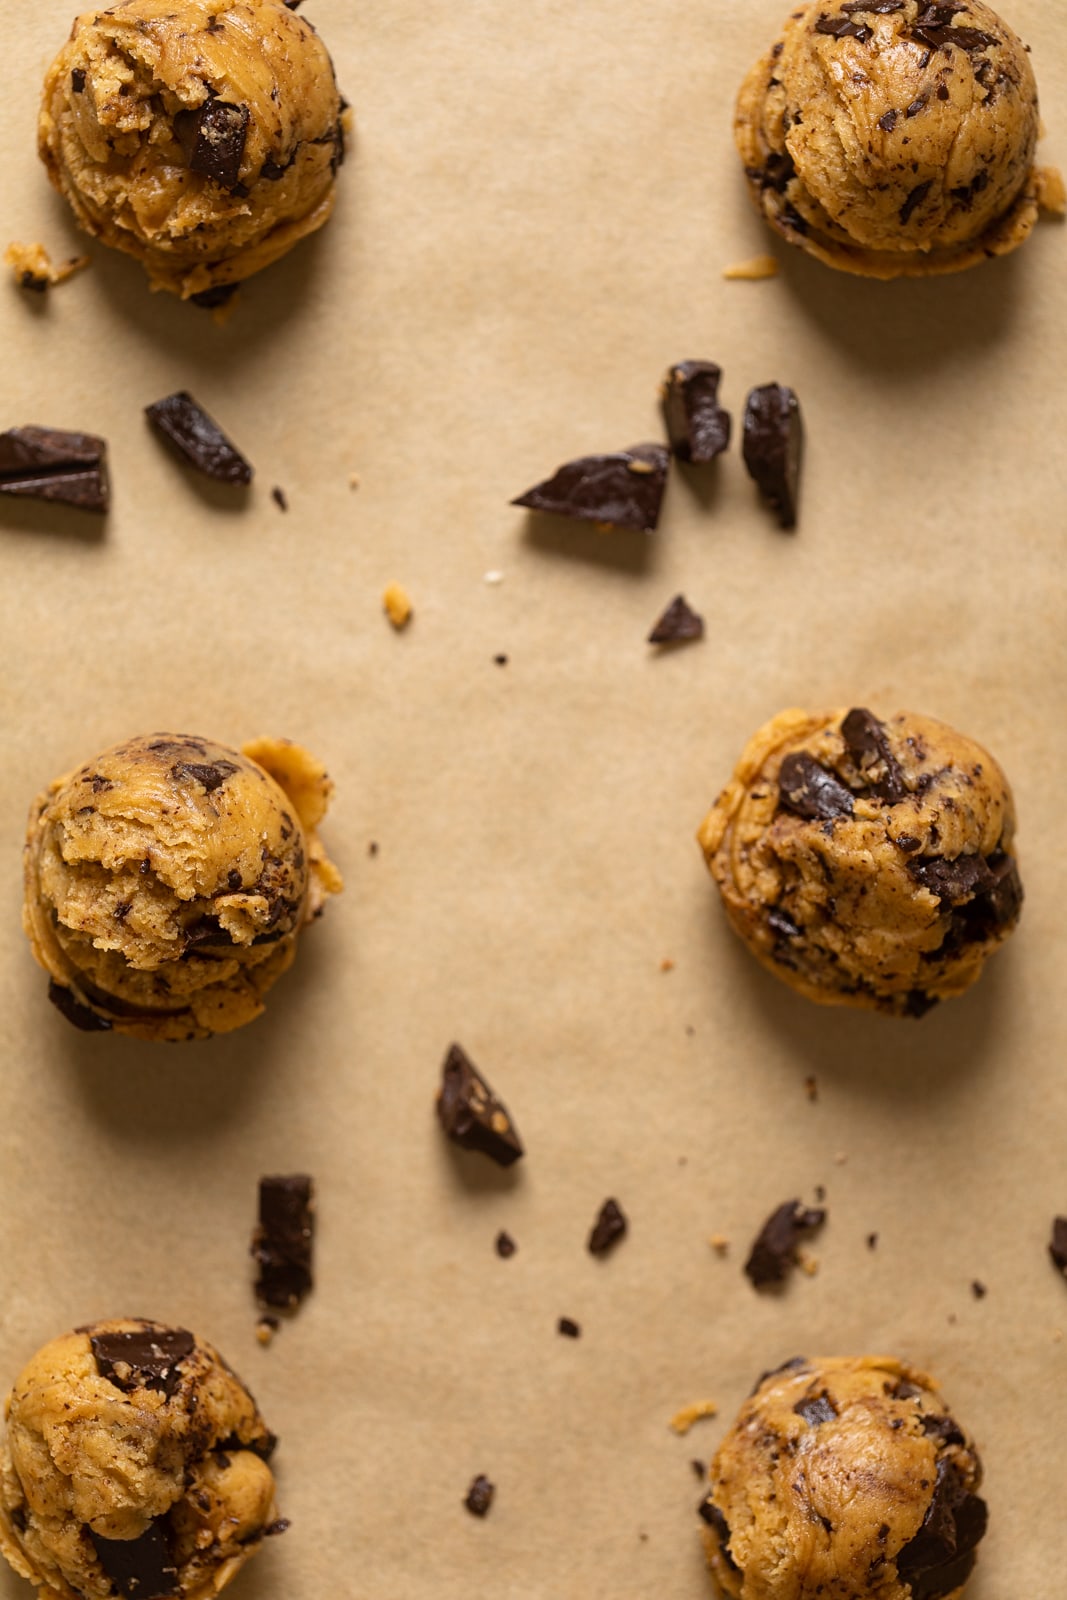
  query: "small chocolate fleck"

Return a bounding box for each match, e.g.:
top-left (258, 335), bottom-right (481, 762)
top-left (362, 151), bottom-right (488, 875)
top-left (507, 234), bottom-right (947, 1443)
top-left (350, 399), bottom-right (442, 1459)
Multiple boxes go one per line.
top-left (662, 361), bottom-right (731, 463)
top-left (878, 108), bottom-right (899, 130)
top-left (495, 1230), bottom-right (517, 1258)
top-left (90, 1522), bottom-right (178, 1599)
top-left (588, 1198), bottom-right (628, 1256)
top-left (744, 1200), bottom-right (826, 1288)
top-left (145, 392), bottom-right (252, 485)
top-left (0, 426), bottom-right (109, 513)
top-left (778, 752), bottom-right (854, 822)
top-left (841, 707), bottom-right (906, 801)
top-left (895, 1457), bottom-right (988, 1600)
top-left (437, 1043), bottom-right (524, 1167)
top-left (691, 1459), bottom-right (707, 1481)
top-left (971, 1280), bottom-right (987, 1299)
top-left (71, 67), bottom-right (87, 93)
top-left (558, 1316), bottom-right (581, 1338)
top-left (1050, 1216), bottom-right (1067, 1277)
top-left (464, 1475), bottom-right (494, 1517)
top-left (90, 1326), bottom-right (195, 1397)
top-left (174, 98), bottom-right (250, 190)
top-left (493, 653), bottom-right (509, 666)
top-left (793, 1393), bottom-right (838, 1426)
top-left (900, 180), bottom-right (933, 224)
top-left (252, 1175), bottom-right (315, 1310)
top-left (814, 14), bottom-right (872, 42)
top-left (648, 594), bottom-right (704, 645)
top-left (512, 442), bottom-right (669, 533)
top-left (271, 485), bottom-right (289, 511)
top-left (867, 1232), bottom-right (879, 1250)
top-left (742, 383), bottom-right (802, 529)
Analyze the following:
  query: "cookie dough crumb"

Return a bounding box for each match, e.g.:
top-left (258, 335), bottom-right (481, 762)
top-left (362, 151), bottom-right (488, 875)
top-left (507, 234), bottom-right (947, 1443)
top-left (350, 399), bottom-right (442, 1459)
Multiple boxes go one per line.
top-left (722, 253), bottom-right (779, 280)
top-left (4, 241), bottom-right (89, 291)
top-left (255, 1316), bottom-right (279, 1346)
top-left (484, 569), bottom-right (504, 584)
top-left (383, 582), bottom-right (413, 630)
top-left (348, 473), bottom-right (361, 490)
top-left (1036, 165), bottom-right (1067, 216)
top-left (709, 1234), bottom-right (730, 1255)
top-left (669, 1399), bottom-right (719, 1436)
top-left (660, 957), bottom-right (675, 972)
top-left (797, 1249), bottom-right (819, 1277)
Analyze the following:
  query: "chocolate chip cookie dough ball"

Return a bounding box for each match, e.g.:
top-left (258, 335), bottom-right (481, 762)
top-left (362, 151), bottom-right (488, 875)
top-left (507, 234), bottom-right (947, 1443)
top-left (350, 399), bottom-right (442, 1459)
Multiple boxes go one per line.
top-left (23, 732), bottom-right (343, 1042)
top-left (39, 0), bottom-right (347, 299)
top-left (735, 1), bottom-right (1047, 277)
top-left (699, 1355), bottom-right (987, 1600)
top-left (698, 707), bottom-right (1022, 1017)
top-left (0, 1319), bottom-right (281, 1600)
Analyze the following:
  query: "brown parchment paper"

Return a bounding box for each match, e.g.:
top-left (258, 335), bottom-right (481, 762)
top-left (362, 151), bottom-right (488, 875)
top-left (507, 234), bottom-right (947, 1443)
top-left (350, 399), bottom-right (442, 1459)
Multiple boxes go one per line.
top-left (0, 3), bottom-right (1065, 1596)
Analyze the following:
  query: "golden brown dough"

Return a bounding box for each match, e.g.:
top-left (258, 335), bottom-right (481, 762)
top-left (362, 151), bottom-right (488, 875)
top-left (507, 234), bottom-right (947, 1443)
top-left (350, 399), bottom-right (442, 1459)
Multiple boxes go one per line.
top-left (697, 707), bottom-right (1022, 1016)
top-left (0, 1319), bottom-right (279, 1600)
top-left (735, 0), bottom-right (1046, 277)
top-left (700, 1355), bottom-right (987, 1600)
top-left (23, 732), bottom-right (342, 1041)
top-left (39, 0), bottom-right (346, 298)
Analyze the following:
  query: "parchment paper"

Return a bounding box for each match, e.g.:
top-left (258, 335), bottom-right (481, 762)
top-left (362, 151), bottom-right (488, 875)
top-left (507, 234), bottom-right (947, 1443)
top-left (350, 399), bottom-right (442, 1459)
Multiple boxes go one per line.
top-left (1, 3), bottom-right (1065, 1596)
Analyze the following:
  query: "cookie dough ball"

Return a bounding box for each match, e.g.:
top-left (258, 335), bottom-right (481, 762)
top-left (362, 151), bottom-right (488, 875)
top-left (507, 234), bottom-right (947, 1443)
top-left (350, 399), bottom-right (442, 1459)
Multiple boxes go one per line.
top-left (697, 707), bottom-right (1022, 1017)
top-left (23, 732), bottom-right (343, 1042)
top-left (0, 1319), bottom-right (280, 1600)
top-left (700, 1356), bottom-right (987, 1600)
top-left (39, 0), bottom-right (347, 299)
top-left (735, 0), bottom-right (1046, 277)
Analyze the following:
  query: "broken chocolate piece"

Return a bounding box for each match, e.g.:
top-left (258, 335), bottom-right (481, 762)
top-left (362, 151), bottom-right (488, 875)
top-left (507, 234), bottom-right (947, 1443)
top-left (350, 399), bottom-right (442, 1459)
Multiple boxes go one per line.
top-left (90, 1523), bottom-right (178, 1599)
top-left (558, 1317), bottom-right (581, 1338)
top-left (909, 4), bottom-right (998, 53)
top-left (878, 108), bottom-right (899, 131)
top-left (744, 1200), bottom-right (826, 1288)
top-left (512, 443), bottom-right (669, 533)
top-left (908, 855), bottom-right (996, 902)
top-left (648, 594), bottom-right (704, 645)
top-left (921, 1414), bottom-right (966, 1448)
top-left (895, 1458), bottom-right (988, 1600)
top-left (793, 1394), bottom-right (837, 1426)
top-left (263, 1518), bottom-right (290, 1537)
top-left (48, 979), bottom-right (112, 1031)
top-left (495, 1230), bottom-right (517, 1258)
top-left (145, 392), bottom-right (252, 485)
top-left (742, 384), bottom-right (802, 529)
top-left (271, 485), bottom-right (289, 511)
top-left (464, 1475), bottom-right (495, 1517)
top-left (1049, 1217), bottom-right (1067, 1278)
top-left (588, 1197), bottom-right (628, 1256)
top-left (662, 361), bottom-right (731, 463)
top-left (170, 759), bottom-right (238, 792)
top-left (252, 1174), bottom-right (315, 1309)
top-left (814, 15), bottom-right (873, 42)
top-left (436, 1043), bottom-right (524, 1167)
top-left (0, 426), bottom-right (109, 513)
top-left (841, 1), bottom-right (904, 11)
top-left (698, 1500), bottom-right (741, 1574)
top-left (900, 180), bottom-right (934, 224)
top-left (841, 707), bottom-right (906, 802)
top-left (174, 99), bottom-right (250, 190)
top-left (71, 67), bottom-right (87, 93)
top-left (778, 752), bottom-right (854, 822)
top-left (90, 1327), bottom-right (195, 1397)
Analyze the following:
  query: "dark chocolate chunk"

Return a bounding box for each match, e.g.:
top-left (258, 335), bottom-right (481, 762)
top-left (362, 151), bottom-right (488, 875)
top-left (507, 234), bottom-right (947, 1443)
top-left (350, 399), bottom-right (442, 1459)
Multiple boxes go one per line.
top-left (271, 485), bottom-right (289, 511)
top-left (464, 1475), bottom-right (495, 1517)
top-left (512, 443), bottom-right (669, 533)
top-left (907, 94), bottom-right (928, 116)
top-left (900, 180), bottom-right (933, 224)
top-left (495, 1230), bottom-right (517, 1258)
top-left (841, 707), bottom-right (905, 801)
top-left (71, 67), bottom-right (87, 93)
top-left (907, 854), bottom-right (996, 902)
top-left (145, 392), bottom-right (252, 485)
top-left (921, 1414), bottom-right (966, 1448)
top-left (814, 14), bottom-right (872, 42)
top-left (648, 594), bottom-right (704, 645)
top-left (170, 760), bottom-right (237, 793)
top-left (263, 1518), bottom-right (290, 1536)
top-left (742, 384), bottom-right (802, 530)
top-left (48, 979), bottom-right (112, 1032)
top-left (1049, 1217), bottom-right (1067, 1277)
top-left (557, 1316), bottom-right (581, 1338)
top-left (903, 989), bottom-right (939, 1018)
top-left (90, 1327), bottom-right (195, 1397)
top-left (174, 98), bottom-right (250, 190)
top-left (493, 653), bottom-right (509, 666)
top-left (950, 170), bottom-right (990, 206)
top-left (189, 283), bottom-right (239, 309)
top-left (252, 1175), bottom-right (315, 1309)
top-left (90, 1522), bottom-right (178, 1599)
top-left (0, 426), bottom-right (109, 513)
top-left (910, 5), bottom-right (998, 52)
top-left (436, 1043), bottom-right (524, 1167)
top-left (744, 1200), bottom-right (826, 1288)
top-left (895, 1458), bottom-right (988, 1600)
top-left (588, 1198), bottom-right (628, 1256)
top-left (697, 1500), bottom-right (741, 1575)
top-left (778, 752), bottom-right (854, 822)
top-left (971, 1279), bottom-right (987, 1299)
top-left (841, 0), bottom-right (904, 10)
top-left (793, 1393), bottom-right (837, 1426)
top-left (878, 108), bottom-right (899, 130)
top-left (662, 361), bottom-right (731, 463)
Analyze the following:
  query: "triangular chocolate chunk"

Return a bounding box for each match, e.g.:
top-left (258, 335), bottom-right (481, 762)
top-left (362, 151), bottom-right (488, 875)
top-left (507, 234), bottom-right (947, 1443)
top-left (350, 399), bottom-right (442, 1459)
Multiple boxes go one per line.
top-left (436, 1043), bottom-right (524, 1166)
top-left (512, 443), bottom-right (669, 533)
top-left (648, 594), bottom-right (704, 645)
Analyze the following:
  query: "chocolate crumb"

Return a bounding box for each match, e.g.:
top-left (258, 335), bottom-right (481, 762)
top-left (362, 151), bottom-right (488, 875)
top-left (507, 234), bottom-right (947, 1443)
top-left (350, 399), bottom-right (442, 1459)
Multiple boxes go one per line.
top-left (495, 1230), bottom-right (517, 1258)
top-left (662, 361), bottom-right (731, 463)
top-left (841, 707), bottom-right (906, 801)
top-left (464, 1475), bottom-right (494, 1517)
top-left (742, 384), bottom-right (802, 529)
top-left (145, 392), bottom-right (252, 485)
top-left (252, 1174), bottom-right (315, 1310)
top-left (648, 594), bottom-right (704, 646)
top-left (512, 442), bottom-right (669, 533)
top-left (691, 1459), bottom-right (707, 1481)
top-left (744, 1199), bottom-right (826, 1288)
top-left (867, 1232), bottom-right (879, 1250)
top-left (0, 425), bottom-right (109, 513)
top-left (793, 1393), bottom-right (838, 1426)
top-left (436, 1043), bottom-right (524, 1167)
top-left (588, 1197), bottom-right (628, 1256)
top-left (271, 486), bottom-right (288, 511)
top-left (558, 1317), bottom-right (581, 1338)
top-left (493, 653), bottom-right (509, 666)
top-left (971, 1280), bottom-right (987, 1299)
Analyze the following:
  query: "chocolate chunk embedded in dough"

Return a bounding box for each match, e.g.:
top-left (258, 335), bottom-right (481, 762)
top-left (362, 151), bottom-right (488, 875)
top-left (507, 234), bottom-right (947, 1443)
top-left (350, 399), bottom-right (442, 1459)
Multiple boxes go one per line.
top-left (698, 1499), bottom-right (741, 1575)
top-left (174, 99), bottom-right (250, 190)
top-left (841, 707), bottom-right (906, 801)
top-left (90, 1522), bottom-right (178, 1599)
top-left (662, 361), bottom-right (731, 462)
top-left (908, 855), bottom-right (996, 902)
top-left (793, 1393), bottom-right (837, 1426)
top-left (47, 979), bottom-right (113, 1031)
top-left (778, 752), bottom-right (855, 821)
top-left (90, 1326), bottom-right (195, 1397)
top-left (814, 15), bottom-right (872, 42)
top-left (252, 1175), bottom-right (315, 1309)
top-left (436, 1043), bottom-right (524, 1166)
top-left (512, 443), bottom-right (669, 533)
top-left (0, 425), bottom-right (109, 513)
top-left (895, 1458), bottom-right (988, 1600)
top-left (742, 385), bottom-right (802, 529)
top-left (744, 1200), bottom-right (826, 1288)
top-left (145, 392), bottom-right (253, 485)
top-left (1049, 1216), bottom-right (1067, 1277)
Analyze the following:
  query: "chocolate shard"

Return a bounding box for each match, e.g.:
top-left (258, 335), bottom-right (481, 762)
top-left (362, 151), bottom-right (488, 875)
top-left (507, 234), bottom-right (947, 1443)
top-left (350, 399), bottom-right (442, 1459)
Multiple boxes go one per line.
top-left (698, 1500), bottom-right (741, 1575)
top-left (895, 1458), bottom-right (988, 1600)
top-left (1049, 1216), bottom-right (1067, 1278)
top-left (464, 1475), bottom-right (495, 1517)
top-left (778, 752), bottom-right (854, 822)
top-left (814, 14), bottom-right (872, 42)
top-left (170, 760), bottom-right (238, 792)
top-left (90, 1522), bottom-right (178, 1599)
top-left (174, 98), bottom-right (250, 190)
top-left (648, 594), bottom-right (704, 645)
top-left (910, 11), bottom-right (998, 52)
top-left (744, 1200), bottom-right (826, 1288)
top-left (588, 1197), bottom-right (628, 1256)
top-left (0, 426), bottom-right (109, 513)
top-left (253, 1175), bottom-right (315, 1309)
top-left (436, 1043), bottom-right (524, 1167)
top-left (908, 854), bottom-right (996, 902)
top-left (90, 1327), bottom-right (195, 1397)
top-left (793, 1393), bottom-right (838, 1426)
top-left (742, 384), bottom-right (802, 529)
top-left (662, 361), bottom-right (731, 463)
top-left (512, 442), bottom-right (669, 533)
top-left (145, 392), bottom-right (253, 485)
top-left (842, 1), bottom-right (904, 11)
top-left (900, 180), bottom-right (933, 224)
top-left (48, 979), bottom-right (112, 1032)
top-left (495, 1230), bottom-right (517, 1259)
top-left (841, 708), bottom-right (906, 802)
